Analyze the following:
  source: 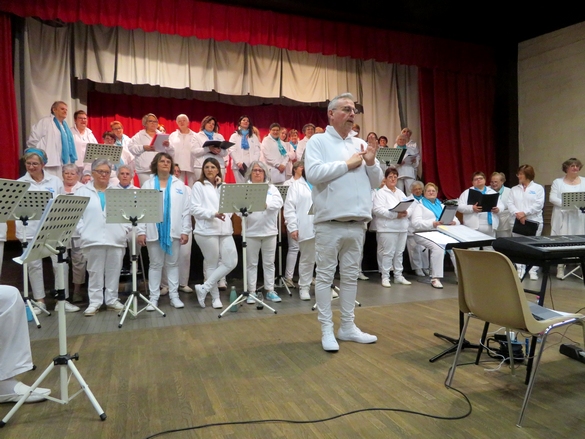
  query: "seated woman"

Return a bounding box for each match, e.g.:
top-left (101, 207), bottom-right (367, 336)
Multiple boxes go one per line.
top-left (191, 158), bottom-right (238, 309)
top-left (283, 161), bottom-right (315, 300)
top-left (372, 167), bottom-right (413, 288)
top-left (405, 180), bottom-right (429, 277)
top-left (138, 153), bottom-right (192, 310)
top-left (243, 161), bottom-right (284, 303)
top-left (411, 183), bottom-right (459, 289)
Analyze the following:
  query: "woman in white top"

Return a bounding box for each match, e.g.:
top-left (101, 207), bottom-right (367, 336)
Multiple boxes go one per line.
top-left (283, 161), bottom-right (315, 300)
top-left (549, 158), bottom-right (585, 278)
top-left (76, 159), bottom-right (131, 315)
top-left (261, 123), bottom-right (295, 184)
top-left (242, 161), bottom-right (284, 303)
top-left (411, 182), bottom-right (459, 289)
top-left (17, 149), bottom-right (77, 312)
top-left (193, 116), bottom-right (228, 182)
top-left (282, 161), bottom-right (304, 288)
top-left (137, 153), bottom-right (192, 310)
top-left (457, 171), bottom-right (503, 237)
top-left (394, 132), bottom-right (420, 196)
top-left (191, 157), bottom-right (238, 309)
top-left (372, 167), bottom-right (413, 288)
top-left (507, 164), bottom-right (545, 280)
top-left (229, 115), bottom-right (262, 184)
top-left (405, 180), bottom-right (430, 277)
top-left (168, 114), bottom-right (197, 187)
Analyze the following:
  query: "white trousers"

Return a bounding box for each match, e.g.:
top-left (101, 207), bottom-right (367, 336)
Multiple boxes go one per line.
top-left (413, 235), bottom-right (456, 278)
top-left (377, 231), bottom-right (407, 279)
top-left (26, 239), bottom-right (69, 300)
top-left (285, 234), bottom-right (299, 280)
top-left (179, 170), bottom-right (196, 188)
top-left (161, 233), bottom-right (192, 287)
top-left (70, 237), bottom-right (86, 285)
top-left (314, 222), bottom-right (365, 331)
top-left (0, 242), bottom-right (4, 280)
top-left (397, 177), bottom-right (415, 196)
top-left (246, 235), bottom-right (277, 292)
top-left (406, 235), bottom-right (429, 271)
top-left (0, 286), bottom-right (33, 380)
top-left (298, 238), bottom-right (316, 288)
top-left (513, 223), bottom-right (543, 274)
top-left (194, 234), bottom-right (238, 297)
top-left (82, 245), bottom-right (124, 308)
top-left (147, 239), bottom-right (181, 301)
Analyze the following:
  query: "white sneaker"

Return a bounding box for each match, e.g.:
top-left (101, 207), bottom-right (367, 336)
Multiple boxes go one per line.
top-left (218, 279), bottom-right (227, 290)
top-left (246, 292), bottom-right (258, 304)
top-left (212, 298), bottom-right (223, 309)
top-left (160, 286), bottom-right (169, 296)
top-left (84, 305), bottom-right (100, 316)
top-left (107, 300), bottom-right (125, 311)
top-left (32, 305), bottom-right (42, 315)
top-left (179, 285), bottom-right (193, 293)
top-left (517, 266), bottom-right (525, 279)
top-left (431, 278), bottom-right (444, 289)
top-left (394, 276), bottom-right (412, 285)
top-left (414, 269), bottom-right (426, 277)
top-left (194, 284), bottom-right (207, 308)
top-left (337, 325), bottom-right (377, 344)
top-left (61, 301), bottom-right (81, 312)
top-left (299, 287), bottom-right (310, 301)
top-left (529, 271), bottom-right (539, 281)
top-left (170, 297), bottom-right (185, 309)
top-left (557, 265), bottom-right (565, 279)
top-left (322, 329), bottom-right (339, 352)
top-left (0, 382), bottom-right (51, 404)
top-left (381, 278), bottom-right (391, 288)
top-left (146, 299), bottom-right (158, 312)
top-left (33, 302), bottom-right (46, 315)
top-left (357, 272), bottom-right (369, 281)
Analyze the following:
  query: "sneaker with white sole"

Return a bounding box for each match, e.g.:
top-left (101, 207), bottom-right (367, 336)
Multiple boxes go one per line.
top-left (212, 298), bottom-right (223, 309)
top-left (556, 264), bottom-right (565, 280)
top-left (357, 272), bottom-right (369, 281)
top-left (431, 278), bottom-right (444, 289)
top-left (393, 276), bottom-right (412, 285)
top-left (337, 325), bottom-right (377, 344)
top-left (0, 382), bottom-right (52, 404)
top-left (322, 329), bottom-right (339, 352)
top-left (414, 269), bottom-right (426, 277)
top-left (170, 297), bottom-right (185, 309)
top-left (179, 285), bottom-right (193, 293)
top-left (529, 271), bottom-right (539, 281)
top-left (283, 278), bottom-right (296, 288)
top-left (107, 300), bottom-right (125, 311)
top-left (299, 287), bottom-right (310, 301)
top-left (381, 278), bottom-right (391, 288)
top-left (194, 284), bottom-right (207, 308)
top-left (265, 291), bottom-right (281, 303)
top-left (246, 292), bottom-right (258, 304)
top-left (33, 302), bottom-right (47, 315)
top-left (160, 286), bottom-right (169, 296)
top-left (146, 299), bottom-right (158, 312)
top-left (56, 301), bottom-right (80, 312)
top-left (84, 305), bottom-right (100, 316)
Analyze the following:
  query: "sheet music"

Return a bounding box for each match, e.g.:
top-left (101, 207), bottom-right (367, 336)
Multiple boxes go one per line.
top-left (150, 134), bottom-right (170, 152)
top-left (415, 231), bottom-right (458, 249)
top-left (437, 225), bottom-right (494, 243)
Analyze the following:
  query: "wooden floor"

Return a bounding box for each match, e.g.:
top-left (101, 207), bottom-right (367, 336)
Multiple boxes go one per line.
top-left (2, 271), bottom-right (585, 439)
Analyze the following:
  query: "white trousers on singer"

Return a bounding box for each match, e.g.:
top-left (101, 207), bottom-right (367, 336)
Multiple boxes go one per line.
top-left (246, 235), bottom-right (277, 292)
top-left (82, 245), bottom-right (124, 308)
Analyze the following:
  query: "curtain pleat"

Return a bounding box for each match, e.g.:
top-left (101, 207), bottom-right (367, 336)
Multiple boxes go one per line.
top-left (0, 13), bottom-right (19, 178)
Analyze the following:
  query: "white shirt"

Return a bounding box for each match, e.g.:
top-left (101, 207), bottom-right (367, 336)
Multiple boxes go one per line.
top-left (243, 183), bottom-right (283, 238)
top-left (507, 181), bottom-right (545, 225)
top-left (261, 136), bottom-right (295, 182)
top-left (128, 129), bottom-right (175, 174)
top-left (169, 129), bottom-right (197, 172)
top-left (371, 186), bottom-right (411, 233)
top-left (283, 177), bottom-right (315, 242)
top-left (192, 132), bottom-right (227, 170)
top-left (190, 180), bottom-right (233, 236)
top-left (228, 132), bottom-right (262, 170)
top-left (71, 126), bottom-right (98, 168)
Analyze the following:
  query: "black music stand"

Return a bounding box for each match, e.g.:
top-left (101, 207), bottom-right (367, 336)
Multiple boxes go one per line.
top-left (105, 188), bottom-right (166, 328)
top-left (217, 183), bottom-right (277, 318)
top-left (0, 195), bottom-right (106, 427)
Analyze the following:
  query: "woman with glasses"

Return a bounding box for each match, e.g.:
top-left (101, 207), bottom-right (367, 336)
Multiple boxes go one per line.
top-left (229, 115), bottom-right (262, 184)
top-left (128, 113), bottom-right (173, 185)
top-left (457, 171), bottom-right (503, 237)
top-left (75, 159), bottom-right (130, 315)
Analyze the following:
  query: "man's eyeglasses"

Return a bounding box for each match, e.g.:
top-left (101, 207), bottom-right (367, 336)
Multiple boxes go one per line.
top-left (93, 170), bottom-right (110, 176)
top-left (336, 106), bottom-right (360, 115)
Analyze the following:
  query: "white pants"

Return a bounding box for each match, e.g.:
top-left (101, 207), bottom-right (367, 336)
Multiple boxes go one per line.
top-left (161, 233), bottom-right (192, 287)
top-left (314, 221), bottom-right (365, 331)
top-left (70, 237), bottom-right (86, 285)
top-left (26, 239), bottom-right (69, 300)
top-left (495, 229), bottom-right (512, 238)
top-left (246, 235), bottom-right (277, 292)
top-left (377, 231), bottom-right (407, 279)
top-left (147, 239), bottom-right (181, 301)
top-left (0, 286), bottom-right (33, 380)
top-left (397, 177), bottom-right (415, 196)
top-left (413, 235), bottom-right (456, 279)
top-left (298, 238), bottom-right (316, 288)
top-left (82, 245), bottom-right (124, 308)
top-left (285, 234), bottom-right (299, 280)
top-left (513, 223), bottom-right (543, 275)
top-left (194, 234), bottom-right (237, 297)
top-left (406, 235), bottom-right (429, 271)
top-left (179, 170), bottom-right (196, 188)
top-left (0, 242), bottom-right (4, 280)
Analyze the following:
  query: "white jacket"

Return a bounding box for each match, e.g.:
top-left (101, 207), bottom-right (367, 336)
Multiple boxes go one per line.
top-left (494, 186), bottom-right (512, 232)
top-left (261, 136), bottom-right (295, 182)
top-left (371, 186), bottom-right (411, 233)
top-left (128, 129), bottom-right (175, 174)
top-left (71, 126), bottom-right (98, 168)
top-left (457, 186), bottom-right (503, 231)
top-left (75, 182), bottom-right (131, 248)
top-left (229, 132), bottom-right (262, 171)
top-left (137, 176), bottom-right (192, 241)
top-left (169, 129), bottom-right (197, 171)
top-left (243, 183), bottom-right (283, 237)
top-left (549, 177), bottom-right (585, 235)
top-left (283, 177), bottom-right (314, 242)
top-left (190, 180), bottom-right (233, 236)
top-left (507, 181), bottom-right (545, 225)
top-left (411, 200), bottom-right (460, 231)
top-left (193, 131), bottom-right (227, 170)
top-left (27, 115), bottom-right (65, 167)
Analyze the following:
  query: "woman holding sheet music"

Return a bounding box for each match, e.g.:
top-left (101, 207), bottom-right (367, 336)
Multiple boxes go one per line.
top-left (457, 171), bottom-right (503, 237)
top-left (193, 116), bottom-right (228, 181)
top-left (371, 167), bottom-right (413, 288)
top-left (507, 165), bottom-right (545, 280)
top-left (411, 183), bottom-right (459, 289)
top-left (228, 116), bottom-right (262, 184)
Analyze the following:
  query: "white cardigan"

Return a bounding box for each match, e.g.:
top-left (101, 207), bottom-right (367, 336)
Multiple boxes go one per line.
top-left (190, 180), bottom-right (233, 236)
top-left (283, 177), bottom-right (314, 242)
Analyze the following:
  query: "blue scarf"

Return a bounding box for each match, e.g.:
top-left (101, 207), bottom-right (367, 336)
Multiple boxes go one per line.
top-left (53, 118), bottom-right (77, 164)
top-left (240, 129), bottom-right (250, 150)
top-left (290, 141), bottom-right (298, 151)
top-left (274, 136), bottom-right (287, 157)
top-left (473, 186), bottom-right (492, 225)
top-left (154, 175), bottom-right (173, 255)
top-left (203, 130), bottom-right (215, 140)
top-left (413, 194), bottom-right (423, 201)
top-left (422, 197), bottom-right (443, 221)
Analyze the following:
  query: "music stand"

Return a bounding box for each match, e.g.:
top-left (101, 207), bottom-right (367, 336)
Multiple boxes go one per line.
top-left (0, 195), bottom-right (106, 427)
top-left (559, 192), bottom-right (585, 280)
top-left (376, 148), bottom-right (406, 168)
top-left (217, 183), bottom-right (277, 318)
top-left (105, 188), bottom-right (165, 328)
top-left (270, 185), bottom-right (292, 296)
top-left (83, 143), bottom-right (123, 164)
top-left (12, 190), bottom-right (54, 326)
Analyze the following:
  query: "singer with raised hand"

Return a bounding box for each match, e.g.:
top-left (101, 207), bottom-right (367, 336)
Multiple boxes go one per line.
top-left (305, 92), bottom-right (383, 353)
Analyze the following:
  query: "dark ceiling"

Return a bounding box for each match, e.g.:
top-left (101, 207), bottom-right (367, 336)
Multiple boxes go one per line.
top-left (212, 0), bottom-right (585, 46)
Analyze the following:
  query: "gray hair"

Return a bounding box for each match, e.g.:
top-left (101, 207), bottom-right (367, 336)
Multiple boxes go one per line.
top-left (176, 113), bottom-right (189, 122)
top-left (91, 158), bottom-right (112, 172)
top-left (327, 93), bottom-right (355, 112)
top-left (62, 163), bottom-right (79, 174)
top-left (141, 113), bottom-right (157, 127)
top-left (117, 164), bottom-right (134, 177)
top-left (245, 160), bottom-right (270, 183)
top-left (410, 180), bottom-right (424, 191)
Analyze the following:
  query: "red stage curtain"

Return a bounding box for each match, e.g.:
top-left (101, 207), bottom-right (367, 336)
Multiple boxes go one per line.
top-left (419, 68), bottom-right (496, 200)
top-left (0, 14), bottom-right (20, 179)
top-left (0, 0), bottom-right (496, 75)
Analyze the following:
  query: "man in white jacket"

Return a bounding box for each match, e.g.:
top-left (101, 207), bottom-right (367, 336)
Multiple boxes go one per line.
top-left (305, 92), bottom-right (383, 352)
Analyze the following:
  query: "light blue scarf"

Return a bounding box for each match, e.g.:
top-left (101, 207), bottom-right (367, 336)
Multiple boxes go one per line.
top-left (154, 175), bottom-right (173, 255)
top-left (473, 186), bottom-right (492, 225)
top-left (53, 118), bottom-right (77, 164)
top-left (290, 141), bottom-right (298, 151)
top-left (203, 130), bottom-right (215, 140)
top-left (240, 129), bottom-right (250, 150)
top-left (274, 136), bottom-right (287, 157)
top-left (422, 197), bottom-right (443, 221)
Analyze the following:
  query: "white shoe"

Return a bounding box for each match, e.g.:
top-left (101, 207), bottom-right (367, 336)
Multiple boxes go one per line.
top-left (194, 284), bottom-right (207, 308)
top-left (393, 276), bottom-right (412, 285)
top-left (247, 292), bottom-right (258, 304)
top-left (107, 300), bottom-right (125, 311)
top-left (179, 285), bottom-right (193, 293)
top-left (529, 271), bottom-right (539, 281)
top-left (58, 301), bottom-right (81, 312)
top-left (160, 286), bottom-right (169, 296)
top-left (557, 265), bottom-right (565, 279)
top-left (32, 305), bottom-right (42, 315)
top-left (517, 266), bottom-right (525, 279)
top-left (212, 298), bottom-right (223, 309)
top-left (322, 329), bottom-right (339, 352)
top-left (431, 278), bottom-right (444, 289)
top-left (414, 269), bottom-right (426, 277)
top-left (84, 305), bottom-right (100, 316)
top-left (357, 272), bottom-right (369, 281)
top-left (170, 297), bottom-right (185, 309)
top-left (331, 288), bottom-right (339, 299)
top-left (33, 302), bottom-right (46, 315)
top-left (381, 278), bottom-right (391, 288)
top-left (146, 299), bottom-right (158, 312)
top-left (299, 287), bottom-right (310, 301)
top-left (218, 279), bottom-right (227, 290)
top-left (337, 325), bottom-right (377, 344)
top-left (0, 382), bottom-right (51, 404)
